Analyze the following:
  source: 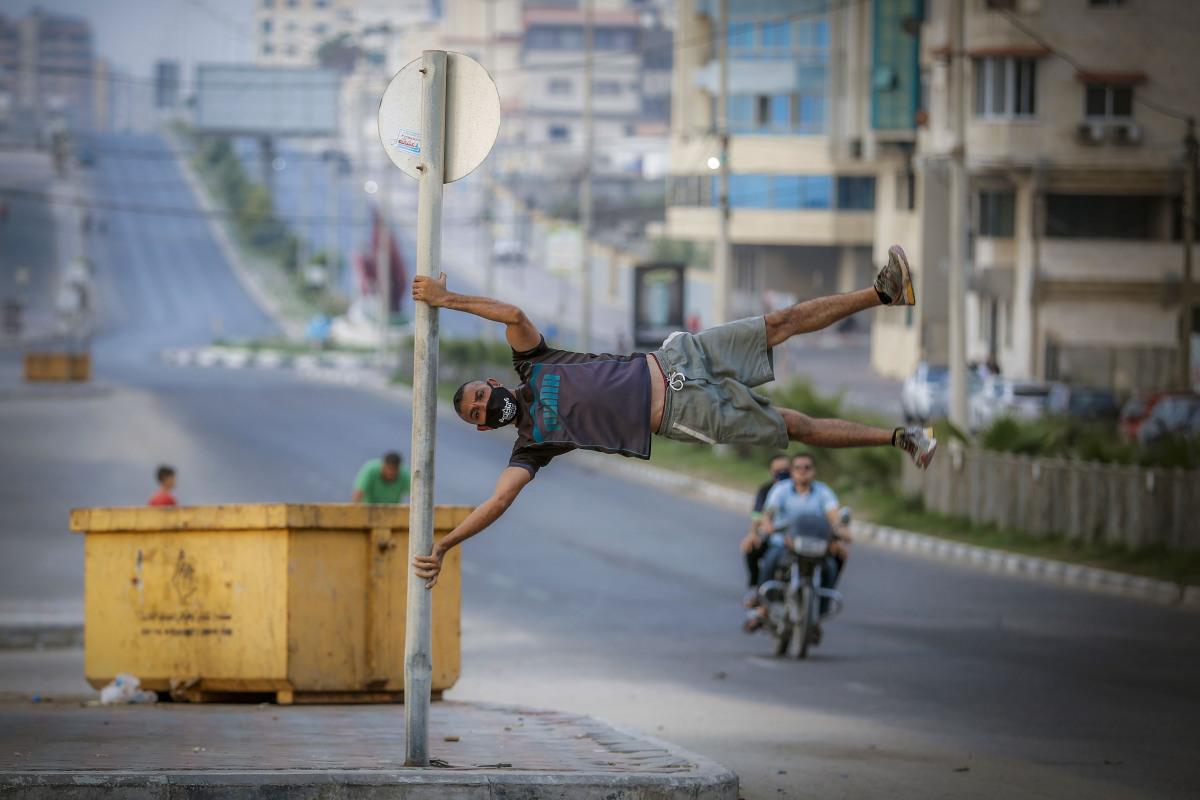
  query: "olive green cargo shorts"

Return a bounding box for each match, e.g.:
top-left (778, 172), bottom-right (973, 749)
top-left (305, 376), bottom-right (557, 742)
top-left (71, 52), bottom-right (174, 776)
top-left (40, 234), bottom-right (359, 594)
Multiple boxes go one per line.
top-left (651, 316), bottom-right (789, 449)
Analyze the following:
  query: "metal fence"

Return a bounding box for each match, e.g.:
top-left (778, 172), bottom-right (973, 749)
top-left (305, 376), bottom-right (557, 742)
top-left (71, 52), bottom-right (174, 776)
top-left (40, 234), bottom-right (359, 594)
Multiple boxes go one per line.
top-left (902, 448), bottom-right (1200, 553)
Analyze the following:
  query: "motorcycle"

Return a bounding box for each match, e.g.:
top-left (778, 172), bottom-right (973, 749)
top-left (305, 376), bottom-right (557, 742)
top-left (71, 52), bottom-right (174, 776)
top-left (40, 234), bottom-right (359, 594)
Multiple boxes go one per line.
top-left (751, 508), bottom-right (849, 659)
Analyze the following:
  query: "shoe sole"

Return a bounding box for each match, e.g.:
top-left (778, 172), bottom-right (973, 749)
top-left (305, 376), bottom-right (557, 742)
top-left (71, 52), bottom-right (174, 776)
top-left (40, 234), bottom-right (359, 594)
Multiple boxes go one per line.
top-left (889, 245), bottom-right (916, 306)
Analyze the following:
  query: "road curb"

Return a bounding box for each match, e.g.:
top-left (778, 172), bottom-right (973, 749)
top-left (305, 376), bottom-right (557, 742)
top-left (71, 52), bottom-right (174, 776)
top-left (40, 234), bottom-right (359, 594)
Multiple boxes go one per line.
top-left (0, 769), bottom-right (737, 799)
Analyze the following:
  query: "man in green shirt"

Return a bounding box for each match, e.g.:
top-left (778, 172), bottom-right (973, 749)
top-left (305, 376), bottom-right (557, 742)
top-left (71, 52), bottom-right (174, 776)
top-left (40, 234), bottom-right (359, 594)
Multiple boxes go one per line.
top-left (352, 451), bottom-right (411, 504)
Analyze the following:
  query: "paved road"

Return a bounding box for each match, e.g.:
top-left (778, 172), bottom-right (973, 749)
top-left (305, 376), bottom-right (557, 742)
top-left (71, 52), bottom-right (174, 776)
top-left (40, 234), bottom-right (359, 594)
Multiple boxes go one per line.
top-left (1, 133), bottom-right (1197, 799)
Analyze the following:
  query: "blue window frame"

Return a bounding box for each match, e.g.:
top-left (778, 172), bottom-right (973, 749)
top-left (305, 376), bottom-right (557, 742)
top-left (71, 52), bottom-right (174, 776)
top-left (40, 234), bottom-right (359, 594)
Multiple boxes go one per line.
top-left (728, 22), bottom-right (755, 50)
top-left (729, 95), bottom-right (755, 133)
top-left (729, 174), bottom-right (770, 208)
top-left (761, 19), bottom-right (791, 48)
top-left (769, 94), bottom-right (791, 132)
top-left (796, 95), bottom-right (825, 133)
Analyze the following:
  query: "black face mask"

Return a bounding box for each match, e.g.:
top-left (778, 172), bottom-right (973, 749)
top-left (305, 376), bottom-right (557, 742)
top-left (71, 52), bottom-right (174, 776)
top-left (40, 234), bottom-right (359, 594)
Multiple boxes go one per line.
top-left (484, 385), bottom-right (519, 428)
top-left (774, 469), bottom-right (790, 482)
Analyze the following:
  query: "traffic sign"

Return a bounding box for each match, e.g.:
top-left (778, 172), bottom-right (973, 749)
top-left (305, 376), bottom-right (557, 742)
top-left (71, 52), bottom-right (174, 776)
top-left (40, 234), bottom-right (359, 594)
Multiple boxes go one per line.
top-left (378, 52), bottom-right (500, 183)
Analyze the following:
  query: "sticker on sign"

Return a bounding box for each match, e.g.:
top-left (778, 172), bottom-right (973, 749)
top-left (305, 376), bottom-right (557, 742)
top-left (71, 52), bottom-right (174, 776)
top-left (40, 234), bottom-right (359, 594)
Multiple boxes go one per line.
top-left (391, 128), bottom-right (421, 155)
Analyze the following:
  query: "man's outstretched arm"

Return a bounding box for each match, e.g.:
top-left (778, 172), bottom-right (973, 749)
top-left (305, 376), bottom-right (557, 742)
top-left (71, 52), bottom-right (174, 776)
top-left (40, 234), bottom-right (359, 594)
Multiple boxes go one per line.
top-left (412, 272), bottom-right (541, 351)
top-left (412, 466), bottom-right (533, 589)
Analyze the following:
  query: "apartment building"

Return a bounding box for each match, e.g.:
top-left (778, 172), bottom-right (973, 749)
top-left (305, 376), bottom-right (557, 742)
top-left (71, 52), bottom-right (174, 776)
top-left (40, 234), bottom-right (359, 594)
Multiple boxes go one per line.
top-left (666, 0), bottom-right (904, 327)
top-left (871, 0), bottom-right (1200, 396)
top-left (254, 0), bottom-right (359, 66)
top-left (0, 9), bottom-right (95, 136)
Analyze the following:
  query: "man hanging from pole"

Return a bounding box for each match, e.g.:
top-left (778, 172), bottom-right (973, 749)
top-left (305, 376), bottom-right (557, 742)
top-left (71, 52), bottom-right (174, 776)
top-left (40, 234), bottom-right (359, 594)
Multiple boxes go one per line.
top-left (411, 245), bottom-right (936, 589)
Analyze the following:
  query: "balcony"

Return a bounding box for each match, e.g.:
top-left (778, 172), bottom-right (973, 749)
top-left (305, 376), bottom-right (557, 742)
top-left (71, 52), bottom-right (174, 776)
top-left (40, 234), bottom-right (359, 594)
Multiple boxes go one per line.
top-left (666, 206), bottom-right (874, 246)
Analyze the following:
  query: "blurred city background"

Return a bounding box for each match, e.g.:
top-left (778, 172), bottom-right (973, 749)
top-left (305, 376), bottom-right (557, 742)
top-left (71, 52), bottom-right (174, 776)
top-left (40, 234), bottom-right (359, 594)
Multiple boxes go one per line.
top-left (1, 1), bottom-right (1198, 798)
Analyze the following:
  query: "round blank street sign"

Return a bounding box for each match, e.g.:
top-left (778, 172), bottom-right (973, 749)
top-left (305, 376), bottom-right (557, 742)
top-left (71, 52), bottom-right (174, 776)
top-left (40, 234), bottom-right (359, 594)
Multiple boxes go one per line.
top-left (378, 52), bottom-right (500, 184)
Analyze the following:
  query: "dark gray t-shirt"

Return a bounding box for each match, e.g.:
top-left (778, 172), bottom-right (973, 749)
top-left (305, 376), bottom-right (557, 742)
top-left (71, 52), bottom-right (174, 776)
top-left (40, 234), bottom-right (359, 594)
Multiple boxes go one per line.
top-left (507, 337), bottom-right (652, 477)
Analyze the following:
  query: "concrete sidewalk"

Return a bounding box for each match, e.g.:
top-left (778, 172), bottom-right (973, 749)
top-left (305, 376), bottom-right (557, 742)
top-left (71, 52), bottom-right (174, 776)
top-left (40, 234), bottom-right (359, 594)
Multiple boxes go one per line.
top-left (0, 697), bottom-right (737, 798)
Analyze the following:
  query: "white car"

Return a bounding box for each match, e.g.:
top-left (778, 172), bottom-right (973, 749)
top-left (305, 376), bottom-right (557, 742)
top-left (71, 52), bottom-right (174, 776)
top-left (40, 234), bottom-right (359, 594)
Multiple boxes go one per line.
top-left (969, 377), bottom-right (1056, 431)
top-left (900, 363), bottom-right (949, 423)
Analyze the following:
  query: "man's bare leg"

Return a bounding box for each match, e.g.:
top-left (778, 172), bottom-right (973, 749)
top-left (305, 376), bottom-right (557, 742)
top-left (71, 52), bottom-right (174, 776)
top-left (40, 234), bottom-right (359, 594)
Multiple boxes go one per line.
top-left (776, 407), bottom-right (939, 468)
top-left (775, 407), bottom-right (892, 447)
top-left (764, 288), bottom-right (879, 348)
top-left (764, 245), bottom-right (916, 348)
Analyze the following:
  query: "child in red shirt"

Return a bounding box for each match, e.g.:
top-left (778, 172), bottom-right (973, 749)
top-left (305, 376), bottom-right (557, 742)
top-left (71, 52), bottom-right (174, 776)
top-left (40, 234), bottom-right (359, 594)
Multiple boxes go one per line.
top-left (148, 465), bottom-right (177, 506)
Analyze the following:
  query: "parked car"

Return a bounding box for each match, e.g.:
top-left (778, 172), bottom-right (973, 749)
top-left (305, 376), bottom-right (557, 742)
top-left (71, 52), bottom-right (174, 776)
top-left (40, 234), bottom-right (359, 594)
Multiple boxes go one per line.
top-left (901, 362), bottom-right (948, 423)
top-left (969, 377), bottom-right (1056, 432)
top-left (1046, 385), bottom-right (1121, 421)
top-left (1119, 392), bottom-right (1200, 444)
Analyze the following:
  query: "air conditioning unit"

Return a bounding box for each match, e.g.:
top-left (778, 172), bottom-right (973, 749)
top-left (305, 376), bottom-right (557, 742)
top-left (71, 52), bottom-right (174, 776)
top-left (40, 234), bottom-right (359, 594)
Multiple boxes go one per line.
top-left (848, 137), bottom-right (863, 160)
top-left (1076, 122), bottom-right (1107, 145)
top-left (1112, 123), bottom-right (1143, 146)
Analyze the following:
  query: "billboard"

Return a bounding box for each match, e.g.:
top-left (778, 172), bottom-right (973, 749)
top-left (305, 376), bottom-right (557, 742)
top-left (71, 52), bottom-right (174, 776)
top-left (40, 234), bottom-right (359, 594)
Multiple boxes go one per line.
top-left (194, 65), bottom-right (339, 137)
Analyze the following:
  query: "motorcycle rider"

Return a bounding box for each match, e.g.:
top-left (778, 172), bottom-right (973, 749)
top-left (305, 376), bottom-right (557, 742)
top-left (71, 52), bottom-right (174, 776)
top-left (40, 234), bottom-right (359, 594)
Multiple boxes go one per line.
top-left (745, 452), bottom-right (850, 636)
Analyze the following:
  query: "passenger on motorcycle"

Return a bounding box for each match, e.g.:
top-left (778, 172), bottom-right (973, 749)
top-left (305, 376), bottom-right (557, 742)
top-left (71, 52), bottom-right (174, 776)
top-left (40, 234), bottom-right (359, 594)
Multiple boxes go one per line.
top-left (740, 452), bottom-right (792, 589)
top-left (745, 453), bottom-right (850, 632)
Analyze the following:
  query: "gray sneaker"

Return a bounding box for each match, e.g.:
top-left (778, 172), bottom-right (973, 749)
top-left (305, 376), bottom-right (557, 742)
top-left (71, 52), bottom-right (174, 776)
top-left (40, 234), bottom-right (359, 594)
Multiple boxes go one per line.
top-left (874, 244), bottom-right (916, 306)
top-left (896, 426), bottom-right (937, 469)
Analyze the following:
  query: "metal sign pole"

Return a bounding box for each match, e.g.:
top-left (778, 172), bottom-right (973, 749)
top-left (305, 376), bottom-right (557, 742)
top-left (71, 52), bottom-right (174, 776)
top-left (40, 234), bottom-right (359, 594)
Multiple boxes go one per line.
top-left (404, 49), bottom-right (447, 768)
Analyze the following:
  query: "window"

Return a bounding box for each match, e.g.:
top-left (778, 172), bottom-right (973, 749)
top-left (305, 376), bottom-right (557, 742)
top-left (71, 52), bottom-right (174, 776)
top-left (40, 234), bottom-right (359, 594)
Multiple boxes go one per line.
top-left (313, 23), bottom-right (327, 35)
top-left (795, 95), bottom-right (824, 133)
top-left (772, 175), bottom-right (833, 209)
top-left (548, 124), bottom-right (570, 142)
top-left (984, 0), bottom-right (1017, 9)
top-left (729, 174), bottom-right (770, 208)
top-left (1085, 83), bottom-right (1133, 119)
top-left (261, 19), bottom-right (272, 32)
top-left (548, 78), bottom-right (571, 95)
top-left (594, 80), bottom-right (620, 96)
top-left (1045, 194), bottom-right (1157, 239)
top-left (285, 0), bottom-right (298, 7)
top-left (1088, 0), bottom-right (1125, 6)
top-left (316, 0), bottom-right (329, 6)
top-left (262, 0), bottom-right (274, 7)
top-left (262, 43), bottom-right (274, 55)
top-left (728, 21), bottom-right (755, 50)
top-left (974, 57), bottom-right (1037, 118)
top-left (729, 95), bottom-right (755, 133)
top-left (836, 176), bottom-right (876, 210)
top-left (761, 20), bottom-right (790, 49)
top-left (768, 94), bottom-right (791, 132)
top-left (978, 191), bottom-right (1016, 236)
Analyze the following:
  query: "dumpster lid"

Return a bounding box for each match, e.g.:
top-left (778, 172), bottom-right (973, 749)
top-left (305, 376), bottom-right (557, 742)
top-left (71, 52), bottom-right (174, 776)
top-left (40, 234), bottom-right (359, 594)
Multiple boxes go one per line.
top-left (69, 504), bottom-right (472, 533)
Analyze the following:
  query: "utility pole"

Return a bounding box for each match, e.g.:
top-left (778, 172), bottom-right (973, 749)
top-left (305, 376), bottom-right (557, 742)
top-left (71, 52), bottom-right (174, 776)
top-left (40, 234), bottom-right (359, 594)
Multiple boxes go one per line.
top-left (377, 167), bottom-right (392, 367)
top-left (404, 49), bottom-right (447, 768)
top-left (482, 0), bottom-right (497, 325)
top-left (1182, 116), bottom-right (1198, 390)
top-left (580, 0), bottom-right (594, 351)
top-left (947, 0), bottom-right (969, 430)
top-left (712, 0), bottom-right (732, 327)
top-left (327, 140), bottom-right (341, 291)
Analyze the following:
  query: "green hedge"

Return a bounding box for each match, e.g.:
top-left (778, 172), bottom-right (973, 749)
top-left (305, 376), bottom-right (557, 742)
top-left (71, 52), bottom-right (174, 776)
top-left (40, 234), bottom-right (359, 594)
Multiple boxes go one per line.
top-left (979, 416), bottom-right (1199, 470)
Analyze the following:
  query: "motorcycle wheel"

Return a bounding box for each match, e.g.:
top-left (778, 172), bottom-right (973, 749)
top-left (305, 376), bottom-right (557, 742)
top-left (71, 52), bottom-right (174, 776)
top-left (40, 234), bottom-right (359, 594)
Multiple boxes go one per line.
top-left (773, 620), bottom-right (791, 656)
top-left (792, 586), bottom-right (812, 659)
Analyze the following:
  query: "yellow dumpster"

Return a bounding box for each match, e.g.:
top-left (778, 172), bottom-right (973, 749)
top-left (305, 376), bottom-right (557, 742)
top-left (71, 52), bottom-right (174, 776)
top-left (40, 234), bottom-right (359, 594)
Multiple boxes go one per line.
top-left (69, 503), bottom-right (470, 704)
top-left (24, 351), bottom-right (90, 382)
